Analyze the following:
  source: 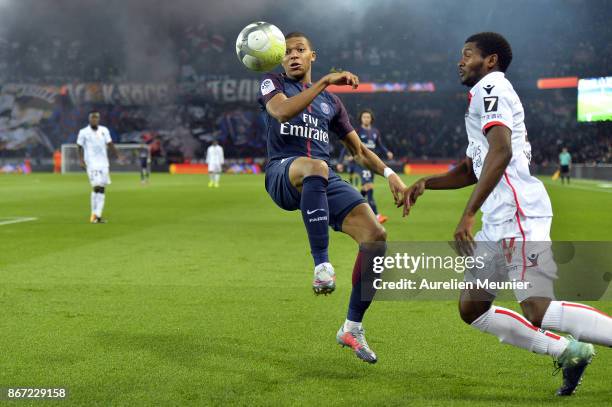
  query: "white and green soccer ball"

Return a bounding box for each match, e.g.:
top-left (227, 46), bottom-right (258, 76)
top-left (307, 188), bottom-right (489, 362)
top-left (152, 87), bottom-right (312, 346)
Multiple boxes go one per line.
top-left (236, 22), bottom-right (285, 72)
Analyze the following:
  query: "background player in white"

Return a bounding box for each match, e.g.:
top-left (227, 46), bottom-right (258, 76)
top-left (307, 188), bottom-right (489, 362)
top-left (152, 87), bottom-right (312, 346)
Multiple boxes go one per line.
top-left (77, 111), bottom-right (120, 223)
top-left (206, 140), bottom-right (224, 188)
top-left (403, 32), bottom-right (611, 396)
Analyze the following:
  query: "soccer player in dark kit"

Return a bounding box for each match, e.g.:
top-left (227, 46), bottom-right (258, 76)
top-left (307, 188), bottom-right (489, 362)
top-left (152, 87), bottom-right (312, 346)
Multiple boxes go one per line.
top-left (258, 32), bottom-right (408, 363)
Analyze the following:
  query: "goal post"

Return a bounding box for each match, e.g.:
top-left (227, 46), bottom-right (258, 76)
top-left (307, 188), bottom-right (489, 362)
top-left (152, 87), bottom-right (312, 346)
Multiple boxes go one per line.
top-left (60, 143), bottom-right (151, 173)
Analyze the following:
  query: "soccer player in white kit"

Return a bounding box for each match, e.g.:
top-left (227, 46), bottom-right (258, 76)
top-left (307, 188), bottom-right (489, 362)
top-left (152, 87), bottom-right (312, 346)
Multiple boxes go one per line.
top-left (403, 32), bottom-right (611, 396)
top-left (206, 140), bottom-right (224, 188)
top-left (77, 111), bottom-right (120, 223)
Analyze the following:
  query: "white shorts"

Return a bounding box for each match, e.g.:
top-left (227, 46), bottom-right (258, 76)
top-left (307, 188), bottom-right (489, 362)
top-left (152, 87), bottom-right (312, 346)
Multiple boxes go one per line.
top-left (464, 216), bottom-right (557, 302)
top-left (87, 167), bottom-right (111, 187)
top-left (208, 163), bottom-right (222, 173)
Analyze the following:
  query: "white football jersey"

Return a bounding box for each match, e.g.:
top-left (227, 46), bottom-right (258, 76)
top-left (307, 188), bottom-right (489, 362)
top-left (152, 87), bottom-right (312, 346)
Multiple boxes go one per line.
top-left (77, 125), bottom-right (112, 170)
top-left (206, 145), bottom-right (224, 166)
top-left (465, 71), bottom-right (552, 224)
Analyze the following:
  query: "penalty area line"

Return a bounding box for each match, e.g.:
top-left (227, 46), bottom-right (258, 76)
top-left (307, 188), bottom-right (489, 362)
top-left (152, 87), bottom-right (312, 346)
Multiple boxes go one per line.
top-left (0, 217), bottom-right (38, 226)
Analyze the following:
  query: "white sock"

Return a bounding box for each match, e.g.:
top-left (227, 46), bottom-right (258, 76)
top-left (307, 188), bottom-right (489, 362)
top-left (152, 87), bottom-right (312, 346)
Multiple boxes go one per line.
top-left (471, 306), bottom-right (568, 358)
top-left (344, 319), bottom-right (362, 332)
top-left (95, 193), bottom-right (105, 217)
top-left (91, 192), bottom-right (97, 215)
top-left (542, 301), bottom-right (612, 346)
top-left (215, 173), bottom-right (220, 184)
top-left (209, 174), bottom-right (214, 183)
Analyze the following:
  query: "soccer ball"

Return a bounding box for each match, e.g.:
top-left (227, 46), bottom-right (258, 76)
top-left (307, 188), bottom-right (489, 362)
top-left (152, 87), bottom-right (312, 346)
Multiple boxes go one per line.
top-left (235, 22), bottom-right (285, 72)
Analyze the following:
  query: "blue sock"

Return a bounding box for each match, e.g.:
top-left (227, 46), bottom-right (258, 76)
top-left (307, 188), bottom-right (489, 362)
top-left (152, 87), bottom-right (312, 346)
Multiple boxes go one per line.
top-left (366, 189), bottom-right (378, 215)
top-left (347, 242), bottom-right (386, 322)
top-left (300, 176), bottom-right (329, 266)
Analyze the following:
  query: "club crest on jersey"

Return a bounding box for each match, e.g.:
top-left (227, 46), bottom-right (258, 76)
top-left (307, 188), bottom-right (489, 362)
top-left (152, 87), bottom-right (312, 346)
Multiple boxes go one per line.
top-left (320, 102), bottom-right (330, 115)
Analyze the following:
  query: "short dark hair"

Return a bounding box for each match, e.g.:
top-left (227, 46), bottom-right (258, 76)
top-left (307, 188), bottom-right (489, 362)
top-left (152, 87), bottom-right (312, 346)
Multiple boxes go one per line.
top-left (89, 110), bottom-right (100, 116)
top-left (359, 109), bottom-right (374, 123)
top-left (285, 31), bottom-right (313, 50)
top-left (465, 32), bottom-right (513, 72)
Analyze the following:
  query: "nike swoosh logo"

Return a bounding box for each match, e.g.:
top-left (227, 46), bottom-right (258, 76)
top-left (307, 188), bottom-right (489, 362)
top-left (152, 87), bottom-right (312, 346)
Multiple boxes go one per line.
top-left (306, 209), bottom-right (325, 215)
top-left (281, 158), bottom-right (288, 163)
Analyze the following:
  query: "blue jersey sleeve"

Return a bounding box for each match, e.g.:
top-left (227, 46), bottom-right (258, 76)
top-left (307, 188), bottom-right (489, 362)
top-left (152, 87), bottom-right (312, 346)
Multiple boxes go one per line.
top-left (257, 73), bottom-right (284, 110)
top-left (329, 94), bottom-right (354, 139)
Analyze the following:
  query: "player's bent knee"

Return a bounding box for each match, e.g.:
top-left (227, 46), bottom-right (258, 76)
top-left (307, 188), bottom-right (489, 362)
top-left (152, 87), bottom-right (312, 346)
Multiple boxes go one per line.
top-left (522, 311), bottom-right (544, 328)
top-left (459, 300), bottom-right (491, 325)
top-left (520, 298), bottom-right (550, 327)
top-left (303, 159), bottom-right (329, 179)
top-left (374, 225), bottom-right (387, 241)
top-left (364, 224), bottom-right (386, 242)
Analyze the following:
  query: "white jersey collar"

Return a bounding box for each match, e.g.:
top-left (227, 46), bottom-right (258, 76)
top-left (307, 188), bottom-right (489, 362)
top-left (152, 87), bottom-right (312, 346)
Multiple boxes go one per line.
top-left (471, 71), bottom-right (505, 93)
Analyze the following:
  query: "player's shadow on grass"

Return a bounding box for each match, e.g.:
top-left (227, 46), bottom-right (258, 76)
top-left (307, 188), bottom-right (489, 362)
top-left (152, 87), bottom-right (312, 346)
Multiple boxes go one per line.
top-left (95, 331), bottom-right (245, 366)
top-left (94, 331), bottom-right (372, 380)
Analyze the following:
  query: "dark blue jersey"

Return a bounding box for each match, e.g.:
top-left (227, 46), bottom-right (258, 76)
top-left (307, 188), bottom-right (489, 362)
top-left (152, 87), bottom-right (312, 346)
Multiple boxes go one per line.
top-left (339, 126), bottom-right (388, 162)
top-left (257, 73), bottom-right (354, 163)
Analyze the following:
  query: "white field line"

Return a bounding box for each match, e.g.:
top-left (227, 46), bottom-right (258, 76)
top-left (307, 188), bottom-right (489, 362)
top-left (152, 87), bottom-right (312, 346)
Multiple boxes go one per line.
top-left (0, 217), bottom-right (38, 226)
top-left (542, 181), bottom-right (612, 194)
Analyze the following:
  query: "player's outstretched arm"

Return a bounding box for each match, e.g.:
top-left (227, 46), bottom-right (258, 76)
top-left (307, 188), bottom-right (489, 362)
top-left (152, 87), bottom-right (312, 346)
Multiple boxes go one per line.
top-left (402, 157), bottom-right (477, 217)
top-left (341, 131), bottom-right (406, 207)
top-left (265, 71), bottom-right (359, 123)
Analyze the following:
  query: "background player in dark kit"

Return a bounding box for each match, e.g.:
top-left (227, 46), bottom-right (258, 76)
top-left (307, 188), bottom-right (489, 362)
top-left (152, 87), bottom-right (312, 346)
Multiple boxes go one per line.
top-left (339, 109), bottom-right (393, 223)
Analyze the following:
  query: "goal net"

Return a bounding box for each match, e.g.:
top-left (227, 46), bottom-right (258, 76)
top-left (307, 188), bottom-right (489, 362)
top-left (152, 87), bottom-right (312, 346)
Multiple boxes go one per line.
top-left (61, 143), bottom-right (151, 173)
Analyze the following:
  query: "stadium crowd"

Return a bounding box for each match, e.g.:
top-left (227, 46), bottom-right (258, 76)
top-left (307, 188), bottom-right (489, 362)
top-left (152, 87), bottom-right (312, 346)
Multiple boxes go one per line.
top-left (0, 1), bottom-right (610, 165)
top-left (7, 88), bottom-right (605, 165)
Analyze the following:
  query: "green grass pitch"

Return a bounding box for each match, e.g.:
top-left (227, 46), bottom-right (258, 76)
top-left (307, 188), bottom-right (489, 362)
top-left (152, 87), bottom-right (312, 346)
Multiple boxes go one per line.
top-left (1, 173), bottom-right (610, 406)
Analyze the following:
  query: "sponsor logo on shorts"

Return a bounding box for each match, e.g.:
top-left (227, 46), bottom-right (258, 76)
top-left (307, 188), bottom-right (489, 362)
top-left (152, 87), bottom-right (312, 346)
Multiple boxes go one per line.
top-left (527, 253), bottom-right (539, 268)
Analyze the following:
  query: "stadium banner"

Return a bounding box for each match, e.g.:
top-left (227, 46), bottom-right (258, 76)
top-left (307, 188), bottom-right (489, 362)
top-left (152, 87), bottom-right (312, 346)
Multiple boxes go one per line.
top-left (537, 76), bottom-right (579, 89)
top-left (169, 163), bottom-right (208, 174)
top-left (403, 162), bottom-right (454, 175)
top-left (0, 83), bottom-right (56, 153)
top-left (358, 241), bottom-right (612, 301)
top-left (0, 159), bottom-right (32, 174)
top-left (226, 163), bottom-right (262, 174)
top-left (0, 79), bottom-right (444, 110)
top-left (167, 162), bottom-right (262, 174)
top-left (328, 81), bottom-right (436, 94)
top-left (65, 83), bottom-right (173, 106)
